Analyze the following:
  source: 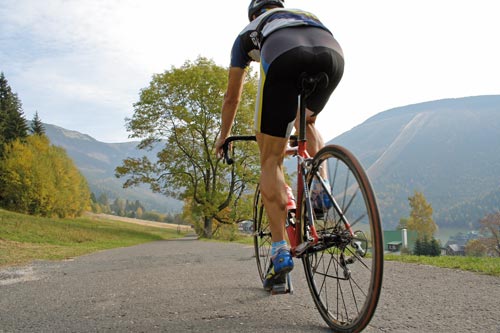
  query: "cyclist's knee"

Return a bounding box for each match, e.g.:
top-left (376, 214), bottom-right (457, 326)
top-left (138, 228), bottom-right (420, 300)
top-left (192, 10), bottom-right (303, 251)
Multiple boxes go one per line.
top-left (295, 109), bottom-right (317, 129)
top-left (256, 133), bottom-right (287, 165)
top-left (306, 111), bottom-right (319, 125)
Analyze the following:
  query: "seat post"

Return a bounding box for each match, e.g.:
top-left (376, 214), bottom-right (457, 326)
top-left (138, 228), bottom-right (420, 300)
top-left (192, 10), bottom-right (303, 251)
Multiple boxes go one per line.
top-left (298, 92), bottom-right (307, 143)
top-left (297, 72), bottom-right (327, 150)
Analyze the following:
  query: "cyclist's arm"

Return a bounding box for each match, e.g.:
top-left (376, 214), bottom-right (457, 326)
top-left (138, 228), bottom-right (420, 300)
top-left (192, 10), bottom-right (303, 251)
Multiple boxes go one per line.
top-left (216, 66), bottom-right (246, 157)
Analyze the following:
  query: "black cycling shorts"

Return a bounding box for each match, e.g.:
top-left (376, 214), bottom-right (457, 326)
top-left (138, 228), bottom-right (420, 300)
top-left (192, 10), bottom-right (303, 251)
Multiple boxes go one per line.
top-left (255, 26), bottom-right (344, 138)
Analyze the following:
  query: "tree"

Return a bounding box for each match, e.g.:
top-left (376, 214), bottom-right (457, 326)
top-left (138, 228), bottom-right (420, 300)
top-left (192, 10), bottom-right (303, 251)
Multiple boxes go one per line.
top-left (406, 190), bottom-right (438, 240)
top-left (429, 238), bottom-right (441, 256)
top-left (96, 193), bottom-right (111, 213)
top-left (413, 236), bottom-right (440, 256)
top-left (465, 239), bottom-right (488, 257)
top-left (414, 238), bottom-right (422, 255)
top-left (0, 72), bottom-right (28, 151)
top-left (397, 217), bottom-right (409, 230)
top-left (0, 135), bottom-right (90, 217)
top-left (478, 212), bottom-right (500, 256)
top-left (110, 198), bottom-right (126, 216)
top-left (30, 111), bottom-right (45, 135)
top-left (90, 192), bottom-right (103, 213)
top-left (116, 57), bottom-right (260, 238)
top-left (98, 193), bottom-right (109, 206)
top-left (135, 206), bottom-right (144, 219)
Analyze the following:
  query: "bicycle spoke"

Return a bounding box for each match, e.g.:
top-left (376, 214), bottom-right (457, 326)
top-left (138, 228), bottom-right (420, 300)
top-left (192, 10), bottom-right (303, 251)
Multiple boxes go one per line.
top-left (318, 252), bottom-right (332, 293)
top-left (330, 158), bottom-right (339, 190)
top-left (341, 171), bottom-right (350, 210)
top-left (348, 278), bottom-right (361, 316)
top-left (342, 186), bottom-right (359, 215)
top-left (345, 248), bottom-right (371, 271)
top-left (349, 212), bottom-right (367, 229)
top-left (337, 267), bottom-right (349, 322)
top-left (349, 273), bottom-right (368, 299)
top-left (253, 186), bottom-right (273, 282)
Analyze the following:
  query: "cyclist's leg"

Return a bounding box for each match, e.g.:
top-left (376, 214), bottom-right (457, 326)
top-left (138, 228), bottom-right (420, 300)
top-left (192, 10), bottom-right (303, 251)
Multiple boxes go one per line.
top-left (256, 133), bottom-right (295, 290)
top-left (255, 132), bottom-right (288, 244)
top-left (257, 29), bottom-right (302, 246)
top-left (256, 31), bottom-right (301, 289)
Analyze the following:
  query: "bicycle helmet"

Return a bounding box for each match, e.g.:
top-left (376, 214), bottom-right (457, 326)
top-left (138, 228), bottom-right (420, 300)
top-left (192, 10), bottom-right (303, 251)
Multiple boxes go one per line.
top-left (248, 0), bottom-right (285, 21)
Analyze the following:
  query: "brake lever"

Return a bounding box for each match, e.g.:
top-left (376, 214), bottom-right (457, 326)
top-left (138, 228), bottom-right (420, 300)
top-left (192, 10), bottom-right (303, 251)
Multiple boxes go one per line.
top-left (222, 139), bottom-right (234, 165)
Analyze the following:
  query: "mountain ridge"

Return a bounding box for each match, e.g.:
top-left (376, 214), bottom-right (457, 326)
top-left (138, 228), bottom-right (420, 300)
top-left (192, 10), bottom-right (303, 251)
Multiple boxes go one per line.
top-left (44, 124), bottom-right (182, 213)
top-left (330, 95), bottom-right (500, 228)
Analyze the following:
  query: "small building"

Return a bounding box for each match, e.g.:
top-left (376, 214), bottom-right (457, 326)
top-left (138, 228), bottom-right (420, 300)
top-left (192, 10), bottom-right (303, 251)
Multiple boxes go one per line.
top-left (387, 241), bottom-right (403, 252)
top-left (383, 229), bottom-right (418, 254)
top-left (445, 243), bottom-right (466, 256)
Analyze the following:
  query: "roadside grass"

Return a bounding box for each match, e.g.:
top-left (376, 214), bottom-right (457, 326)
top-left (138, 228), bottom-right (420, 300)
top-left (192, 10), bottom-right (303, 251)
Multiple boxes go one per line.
top-left (385, 254), bottom-right (500, 277)
top-left (0, 208), bottom-right (187, 267)
top-left (232, 234), bottom-right (254, 245)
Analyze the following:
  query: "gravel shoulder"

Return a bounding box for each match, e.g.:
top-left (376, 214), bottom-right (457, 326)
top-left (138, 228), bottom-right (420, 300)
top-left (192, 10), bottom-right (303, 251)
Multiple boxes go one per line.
top-left (0, 238), bottom-right (498, 332)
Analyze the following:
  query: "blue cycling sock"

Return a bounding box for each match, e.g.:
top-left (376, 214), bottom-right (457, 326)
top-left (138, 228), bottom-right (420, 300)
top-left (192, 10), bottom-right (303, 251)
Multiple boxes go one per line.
top-left (271, 240), bottom-right (288, 257)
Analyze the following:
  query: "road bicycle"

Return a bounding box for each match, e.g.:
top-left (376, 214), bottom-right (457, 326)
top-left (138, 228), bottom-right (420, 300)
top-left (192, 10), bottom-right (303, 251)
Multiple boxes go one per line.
top-left (222, 72), bottom-right (383, 332)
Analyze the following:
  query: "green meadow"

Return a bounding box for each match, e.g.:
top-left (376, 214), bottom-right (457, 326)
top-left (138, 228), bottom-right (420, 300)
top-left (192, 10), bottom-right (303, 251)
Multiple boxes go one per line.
top-left (0, 209), bottom-right (187, 267)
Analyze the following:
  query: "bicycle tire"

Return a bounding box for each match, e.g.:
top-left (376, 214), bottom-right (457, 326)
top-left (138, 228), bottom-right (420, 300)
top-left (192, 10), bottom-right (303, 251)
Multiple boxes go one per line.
top-left (253, 184), bottom-right (272, 282)
top-left (301, 145), bottom-right (384, 332)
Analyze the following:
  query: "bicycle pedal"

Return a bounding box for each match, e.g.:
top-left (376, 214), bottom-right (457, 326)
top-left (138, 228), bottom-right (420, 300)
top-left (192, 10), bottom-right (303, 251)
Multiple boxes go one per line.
top-left (271, 283), bottom-right (288, 295)
top-left (294, 241), bottom-right (312, 257)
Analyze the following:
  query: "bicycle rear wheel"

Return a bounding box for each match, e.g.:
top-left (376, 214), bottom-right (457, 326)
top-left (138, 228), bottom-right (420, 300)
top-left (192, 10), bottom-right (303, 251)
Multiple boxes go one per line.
top-left (301, 145), bottom-right (383, 332)
top-left (253, 184), bottom-right (272, 282)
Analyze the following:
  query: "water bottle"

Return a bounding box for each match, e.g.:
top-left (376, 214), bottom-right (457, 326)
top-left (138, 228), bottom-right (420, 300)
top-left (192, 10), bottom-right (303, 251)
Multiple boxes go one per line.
top-left (285, 184), bottom-right (297, 235)
top-left (285, 184), bottom-right (296, 210)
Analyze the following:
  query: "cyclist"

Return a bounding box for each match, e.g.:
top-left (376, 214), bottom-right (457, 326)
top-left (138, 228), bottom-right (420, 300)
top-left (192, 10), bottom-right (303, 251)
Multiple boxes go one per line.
top-left (215, 0), bottom-right (344, 290)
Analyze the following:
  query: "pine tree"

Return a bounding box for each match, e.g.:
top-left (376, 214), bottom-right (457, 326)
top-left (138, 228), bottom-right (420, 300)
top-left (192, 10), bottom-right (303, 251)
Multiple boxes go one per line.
top-left (414, 238), bottom-right (422, 255)
top-left (413, 236), bottom-right (441, 256)
top-left (0, 72), bottom-right (28, 148)
top-left (30, 111), bottom-right (45, 135)
top-left (421, 235), bottom-right (430, 255)
top-left (98, 193), bottom-right (109, 206)
top-left (430, 238), bottom-right (441, 256)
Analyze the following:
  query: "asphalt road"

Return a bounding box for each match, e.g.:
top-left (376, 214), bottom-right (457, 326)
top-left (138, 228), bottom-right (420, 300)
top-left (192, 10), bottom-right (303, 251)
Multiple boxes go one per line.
top-left (0, 237), bottom-right (499, 332)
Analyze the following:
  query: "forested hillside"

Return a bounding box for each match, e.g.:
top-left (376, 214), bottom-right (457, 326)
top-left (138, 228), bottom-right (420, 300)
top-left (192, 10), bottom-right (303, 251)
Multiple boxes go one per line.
top-left (44, 124), bottom-right (182, 213)
top-left (0, 72), bottom-right (89, 217)
top-left (330, 95), bottom-right (500, 228)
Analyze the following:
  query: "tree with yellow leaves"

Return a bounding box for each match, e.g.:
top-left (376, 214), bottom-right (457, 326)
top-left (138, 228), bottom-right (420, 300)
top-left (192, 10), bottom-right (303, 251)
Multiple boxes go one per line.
top-left (0, 135), bottom-right (90, 217)
top-left (406, 190), bottom-right (438, 239)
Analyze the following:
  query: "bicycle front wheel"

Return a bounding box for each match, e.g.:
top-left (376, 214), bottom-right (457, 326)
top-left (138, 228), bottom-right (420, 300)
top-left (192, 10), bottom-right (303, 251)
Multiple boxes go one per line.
top-left (301, 145), bottom-right (383, 333)
top-left (253, 184), bottom-right (272, 282)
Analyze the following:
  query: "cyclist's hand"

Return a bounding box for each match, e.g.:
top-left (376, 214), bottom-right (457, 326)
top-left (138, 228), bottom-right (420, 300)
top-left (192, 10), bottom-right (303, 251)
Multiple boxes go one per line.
top-left (215, 136), bottom-right (228, 159)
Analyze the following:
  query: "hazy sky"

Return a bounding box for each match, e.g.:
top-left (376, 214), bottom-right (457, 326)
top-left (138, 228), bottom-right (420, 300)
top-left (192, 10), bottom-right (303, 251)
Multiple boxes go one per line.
top-left (1, 0), bottom-right (499, 142)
